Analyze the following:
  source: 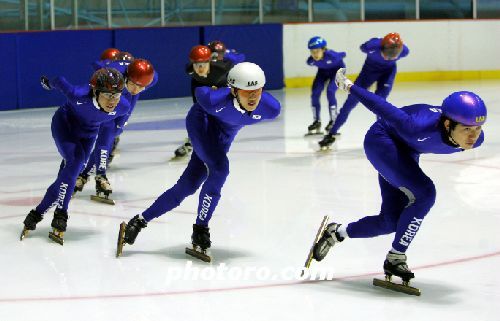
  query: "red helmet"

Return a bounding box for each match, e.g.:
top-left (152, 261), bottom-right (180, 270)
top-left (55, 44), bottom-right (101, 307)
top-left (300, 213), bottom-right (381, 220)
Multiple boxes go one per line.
top-left (127, 59), bottom-right (155, 87)
top-left (115, 51), bottom-right (134, 61)
top-left (189, 45), bottom-right (211, 62)
top-left (381, 33), bottom-right (403, 60)
top-left (90, 67), bottom-right (125, 93)
top-left (208, 40), bottom-right (226, 54)
top-left (100, 48), bottom-right (120, 61)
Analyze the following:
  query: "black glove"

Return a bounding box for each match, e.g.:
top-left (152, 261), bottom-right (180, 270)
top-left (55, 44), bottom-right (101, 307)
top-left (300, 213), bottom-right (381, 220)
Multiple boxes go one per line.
top-left (40, 76), bottom-right (51, 90)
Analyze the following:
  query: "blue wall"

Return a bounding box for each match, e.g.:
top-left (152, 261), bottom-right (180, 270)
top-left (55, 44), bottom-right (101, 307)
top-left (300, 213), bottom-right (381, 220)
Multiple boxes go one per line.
top-left (204, 24), bottom-right (284, 90)
top-left (0, 24), bottom-right (283, 111)
top-left (0, 34), bottom-right (18, 111)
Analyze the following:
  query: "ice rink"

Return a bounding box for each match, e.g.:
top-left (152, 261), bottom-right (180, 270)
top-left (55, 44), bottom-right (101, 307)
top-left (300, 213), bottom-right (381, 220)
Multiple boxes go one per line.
top-left (1, 81), bottom-right (499, 321)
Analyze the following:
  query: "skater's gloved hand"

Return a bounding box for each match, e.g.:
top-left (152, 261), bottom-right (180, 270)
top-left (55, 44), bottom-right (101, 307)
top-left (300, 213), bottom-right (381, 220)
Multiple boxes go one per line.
top-left (40, 76), bottom-right (52, 90)
top-left (335, 68), bottom-right (353, 92)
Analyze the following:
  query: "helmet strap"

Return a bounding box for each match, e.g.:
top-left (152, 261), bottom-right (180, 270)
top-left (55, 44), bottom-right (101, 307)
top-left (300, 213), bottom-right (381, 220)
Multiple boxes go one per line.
top-left (440, 117), bottom-right (460, 148)
top-left (232, 88), bottom-right (250, 113)
top-left (94, 90), bottom-right (109, 113)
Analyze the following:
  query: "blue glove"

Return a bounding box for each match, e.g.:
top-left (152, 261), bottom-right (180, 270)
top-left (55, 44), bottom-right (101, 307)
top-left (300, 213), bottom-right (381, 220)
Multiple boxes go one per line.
top-left (40, 76), bottom-right (52, 90)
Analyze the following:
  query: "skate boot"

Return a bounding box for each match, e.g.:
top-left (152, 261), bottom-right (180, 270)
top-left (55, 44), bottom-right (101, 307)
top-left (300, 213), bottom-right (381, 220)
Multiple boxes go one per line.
top-left (325, 120), bottom-right (333, 133)
top-left (73, 174), bottom-right (89, 194)
top-left (318, 133), bottom-right (336, 151)
top-left (373, 252), bottom-right (420, 296)
top-left (171, 139), bottom-right (193, 161)
top-left (48, 208), bottom-right (68, 245)
top-left (20, 209), bottom-right (43, 241)
top-left (305, 120), bottom-right (322, 136)
top-left (302, 215), bottom-right (329, 274)
top-left (90, 174), bottom-right (115, 205)
top-left (185, 224), bottom-right (212, 262)
top-left (312, 222), bottom-right (344, 261)
top-left (116, 214), bottom-right (148, 257)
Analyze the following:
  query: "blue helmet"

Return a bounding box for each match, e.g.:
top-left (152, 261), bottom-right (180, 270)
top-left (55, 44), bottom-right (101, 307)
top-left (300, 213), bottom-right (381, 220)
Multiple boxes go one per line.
top-left (442, 91), bottom-right (487, 126)
top-left (308, 36), bottom-right (327, 49)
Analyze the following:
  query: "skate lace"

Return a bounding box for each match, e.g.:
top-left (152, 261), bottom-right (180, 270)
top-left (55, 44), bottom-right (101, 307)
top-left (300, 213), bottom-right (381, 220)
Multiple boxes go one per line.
top-left (76, 176), bottom-right (88, 187)
top-left (387, 253), bottom-right (410, 271)
top-left (96, 175), bottom-right (111, 190)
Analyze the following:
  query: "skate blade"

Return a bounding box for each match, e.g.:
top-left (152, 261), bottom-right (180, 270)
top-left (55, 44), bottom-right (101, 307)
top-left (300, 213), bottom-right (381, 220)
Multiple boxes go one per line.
top-left (304, 132), bottom-right (324, 137)
top-left (373, 278), bottom-right (421, 296)
top-left (48, 230), bottom-right (64, 246)
top-left (169, 155), bottom-right (189, 162)
top-left (20, 228), bottom-right (29, 241)
top-left (116, 222), bottom-right (126, 258)
top-left (185, 246), bottom-right (212, 263)
top-left (90, 195), bottom-right (115, 205)
top-left (318, 146), bottom-right (332, 152)
top-left (302, 215), bottom-right (329, 276)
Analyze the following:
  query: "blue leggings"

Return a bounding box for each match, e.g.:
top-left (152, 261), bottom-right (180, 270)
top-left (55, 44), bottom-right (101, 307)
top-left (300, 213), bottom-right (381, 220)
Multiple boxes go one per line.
top-left (82, 120), bottom-right (119, 177)
top-left (142, 106), bottom-right (230, 227)
top-left (36, 110), bottom-right (95, 214)
top-left (311, 70), bottom-right (339, 121)
top-left (346, 123), bottom-right (436, 252)
top-left (329, 65), bottom-right (396, 134)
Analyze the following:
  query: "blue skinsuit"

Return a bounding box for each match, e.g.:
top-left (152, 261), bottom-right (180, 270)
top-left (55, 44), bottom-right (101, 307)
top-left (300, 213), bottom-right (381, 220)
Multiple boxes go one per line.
top-left (35, 77), bottom-right (131, 214)
top-left (141, 87), bottom-right (281, 226)
top-left (329, 38), bottom-right (409, 134)
top-left (307, 49), bottom-right (346, 121)
top-left (344, 85), bottom-right (484, 252)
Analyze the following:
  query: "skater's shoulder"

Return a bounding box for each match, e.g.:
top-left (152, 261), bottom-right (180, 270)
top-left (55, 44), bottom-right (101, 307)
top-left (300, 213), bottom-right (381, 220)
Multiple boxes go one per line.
top-left (259, 92), bottom-right (281, 116)
top-left (402, 103), bottom-right (441, 115)
top-left (325, 49), bottom-right (346, 59)
top-left (400, 104), bottom-right (443, 128)
top-left (115, 96), bottom-right (132, 114)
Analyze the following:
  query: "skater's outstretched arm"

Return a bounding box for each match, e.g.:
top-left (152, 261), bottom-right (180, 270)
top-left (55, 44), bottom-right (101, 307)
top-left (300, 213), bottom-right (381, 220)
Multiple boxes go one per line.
top-left (46, 76), bottom-right (79, 100)
top-left (335, 68), bottom-right (413, 133)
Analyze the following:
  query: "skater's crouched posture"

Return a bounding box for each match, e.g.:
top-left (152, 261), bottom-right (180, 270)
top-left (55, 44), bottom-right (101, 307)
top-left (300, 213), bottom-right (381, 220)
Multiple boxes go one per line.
top-left (313, 69), bottom-right (486, 285)
top-left (117, 62), bottom-right (281, 261)
top-left (21, 68), bottom-right (130, 245)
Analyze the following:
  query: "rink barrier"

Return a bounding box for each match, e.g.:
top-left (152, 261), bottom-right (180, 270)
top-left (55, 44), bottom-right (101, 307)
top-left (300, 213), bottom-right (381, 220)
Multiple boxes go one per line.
top-left (204, 24), bottom-right (284, 90)
top-left (0, 23), bottom-right (283, 111)
top-left (284, 70), bottom-right (500, 88)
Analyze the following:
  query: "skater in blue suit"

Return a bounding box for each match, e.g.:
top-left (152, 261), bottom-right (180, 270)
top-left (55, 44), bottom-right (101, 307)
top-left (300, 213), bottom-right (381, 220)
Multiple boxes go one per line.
top-left (312, 68), bottom-right (487, 284)
top-left (74, 58), bottom-right (157, 202)
top-left (305, 36), bottom-right (346, 135)
top-left (319, 33), bottom-right (409, 148)
top-left (21, 68), bottom-right (130, 244)
top-left (116, 62), bottom-right (281, 261)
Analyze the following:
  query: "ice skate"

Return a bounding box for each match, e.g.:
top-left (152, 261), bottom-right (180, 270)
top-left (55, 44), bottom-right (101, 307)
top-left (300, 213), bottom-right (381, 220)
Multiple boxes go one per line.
top-left (325, 120), bottom-right (333, 133)
top-left (73, 174), bottom-right (89, 194)
top-left (90, 174), bottom-right (115, 205)
top-left (170, 139), bottom-right (193, 161)
top-left (318, 133), bottom-right (336, 151)
top-left (48, 209), bottom-right (68, 245)
top-left (116, 214), bottom-right (148, 258)
top-left (373, 252), bottom-right (420, 296)
top-left (312, 222), bottom-right (344, 262)
top-left (304, 120), bottom-right (323, 136)
top-left (20, 209), bottom-right (43, 241)
top-left (185, 224), bottom-right (212, 262)
top-left (302, 215), bottom-right (329, 275)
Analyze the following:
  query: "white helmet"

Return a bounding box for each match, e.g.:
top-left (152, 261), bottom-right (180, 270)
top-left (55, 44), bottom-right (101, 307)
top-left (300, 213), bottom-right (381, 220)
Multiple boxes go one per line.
top-left (227, 62), bottom-right (266, 90)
